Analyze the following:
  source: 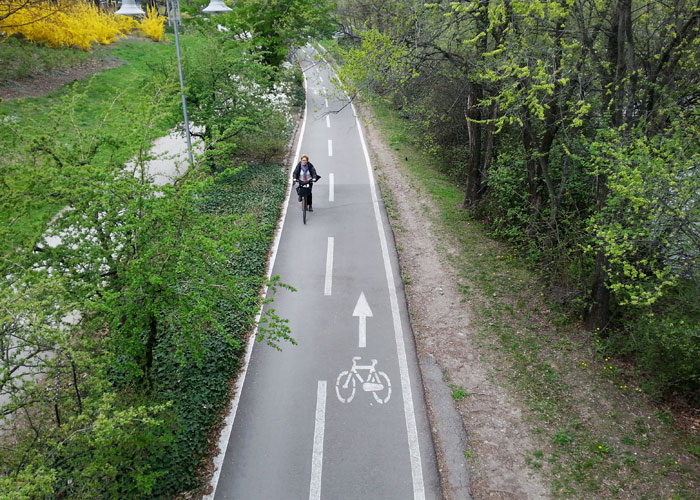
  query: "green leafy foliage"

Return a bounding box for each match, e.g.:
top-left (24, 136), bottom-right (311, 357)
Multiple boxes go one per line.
top-left (0, 38), bottom-right (179, 258)
top-left (1, 20), bottom-right (299, 497)
top-left (587, 118), bottom-right (700, 308)
top-left (212, 0), bottom-right (336, 67)
top-left (181, 29), bottom-right (303, 168)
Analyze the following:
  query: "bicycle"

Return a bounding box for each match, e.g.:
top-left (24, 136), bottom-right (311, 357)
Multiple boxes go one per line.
top-left (335, 357), bottom-right (392, 404)
top-left (293, 178), bottom-right (317, 224)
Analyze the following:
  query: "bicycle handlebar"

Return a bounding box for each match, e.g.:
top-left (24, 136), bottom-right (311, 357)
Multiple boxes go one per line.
top-left (293, 178), bottom-right (318, 186)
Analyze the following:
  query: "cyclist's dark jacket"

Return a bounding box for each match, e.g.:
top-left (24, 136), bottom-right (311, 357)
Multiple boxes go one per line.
top-left (293, 161), bottom-right (319, 181)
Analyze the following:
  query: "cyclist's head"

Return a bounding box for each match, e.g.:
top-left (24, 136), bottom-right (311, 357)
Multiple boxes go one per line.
top-left (300, 155), bottom-right (309, 164)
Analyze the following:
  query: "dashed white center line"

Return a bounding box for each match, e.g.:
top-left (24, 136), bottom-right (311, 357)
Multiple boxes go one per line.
top-left (309, 380), bottom-right (327, 500)
top-left (319, 75), bottom-right (324, 83)
top-left (329, 173), bottom-right (334, 202)
top-left (324, 237), bottom-right (334, 296)
top-left (328, 139), bottom-right (333, 157)
top-left (326, 115), bottom-right (330, 128)
top-left (324, 98), bottom-right (329, 107)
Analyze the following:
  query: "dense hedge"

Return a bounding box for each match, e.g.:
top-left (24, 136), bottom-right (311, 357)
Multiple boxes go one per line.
top-left (150, 164), bottom-right (287, 495)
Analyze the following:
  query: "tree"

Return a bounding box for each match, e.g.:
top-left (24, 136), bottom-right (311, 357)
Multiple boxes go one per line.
top-left (335, 0), bottom-right (700, 373)
top-left (182, 31), bottom-right (285, 167)
top-left (0, 0), bottom-right (60, 29)
top-left (222, 0), bottom-right (336, 67)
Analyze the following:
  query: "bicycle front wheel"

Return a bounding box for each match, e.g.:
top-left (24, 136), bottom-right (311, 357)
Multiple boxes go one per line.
top-left (371, 371), bottom-right (392, 404)
top-left (302, 196), bottom-right (307, 224)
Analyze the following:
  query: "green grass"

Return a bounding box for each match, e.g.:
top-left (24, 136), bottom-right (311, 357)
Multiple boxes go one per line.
top-left (366, 98), bottom-right (700, 499)
top-left (0, 36), bottom-right (185, 255)
top-left (450, 385), bottom-right (471, 401)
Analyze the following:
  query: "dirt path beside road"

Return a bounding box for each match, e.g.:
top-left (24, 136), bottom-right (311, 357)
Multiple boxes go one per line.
top-left (359, 107), bottom-right (550, 500)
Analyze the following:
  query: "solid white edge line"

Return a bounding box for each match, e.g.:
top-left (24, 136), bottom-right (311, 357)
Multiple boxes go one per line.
top-left (352, 102), bottom-right (426, 500)
top-left (309, 380), bottom-right (327, 500)
top-left (324, 237), bottom-right (334, 296)
top-left (329, 173), bottom-right (335, 202)
top-left (204, 56), bottom-right (310, 500)
top-left (328, 139), bottom-right (333, 157)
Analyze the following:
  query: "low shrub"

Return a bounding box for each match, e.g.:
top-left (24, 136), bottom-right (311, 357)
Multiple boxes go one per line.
top-left (138, 5), bottom-right (165, 42)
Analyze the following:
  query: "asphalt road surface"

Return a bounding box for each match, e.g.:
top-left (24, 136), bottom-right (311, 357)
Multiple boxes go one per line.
top-left (208, 46), bottom-right (441, 500)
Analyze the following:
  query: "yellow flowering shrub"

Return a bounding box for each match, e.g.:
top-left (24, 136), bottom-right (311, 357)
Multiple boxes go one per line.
top-left (0, 0), bottom-right (137, 51)
top-left (138, 5), bottom-right (165, 42)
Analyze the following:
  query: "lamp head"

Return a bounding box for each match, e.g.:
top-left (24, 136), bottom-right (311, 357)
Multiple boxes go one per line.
top-left (115, 0), bottom-right (145, 16)
top-left (203, 0), bottom-right (232, 13)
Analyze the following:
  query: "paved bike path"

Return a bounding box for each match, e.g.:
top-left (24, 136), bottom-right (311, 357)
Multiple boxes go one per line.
top-left (210, 47), bottom-right (440, 500)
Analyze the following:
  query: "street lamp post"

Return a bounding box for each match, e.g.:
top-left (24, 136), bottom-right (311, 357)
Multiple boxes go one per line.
top-left (167, 0), bottom-right (194, 166)
top-left (116, 0), bottom-right (233, 167)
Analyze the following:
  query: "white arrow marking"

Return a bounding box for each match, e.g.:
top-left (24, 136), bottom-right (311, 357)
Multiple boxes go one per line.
top-left (353, 292), bottom-right (373, 348)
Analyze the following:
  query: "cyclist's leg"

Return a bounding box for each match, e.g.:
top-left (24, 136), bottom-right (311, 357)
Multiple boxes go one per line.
top-left (308, 188), bottom-right (313, 211)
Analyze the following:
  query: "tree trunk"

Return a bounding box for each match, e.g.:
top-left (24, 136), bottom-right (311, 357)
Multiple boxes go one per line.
top-left (463, 81), bottom-right (483, 208)
top-left (587, 0), bottom-right (633, 330)
top-left (522, 122), bottom-right (542, 233)
top-left (481, 102), bottom-right (497, 195)
top-left (463, 1), bottom-right (489, 209)
top-left (70, 357), bottom-right (83, 414)
top-left (588, 249), bottom-right (611, 331)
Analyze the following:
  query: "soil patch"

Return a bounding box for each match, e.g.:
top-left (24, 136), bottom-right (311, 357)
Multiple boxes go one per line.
top-left (0, 57), bottom-right (124, 101)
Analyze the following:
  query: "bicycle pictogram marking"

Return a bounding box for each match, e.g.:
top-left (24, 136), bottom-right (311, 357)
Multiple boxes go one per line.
top-left (335, 357), bottom-right (391, 404)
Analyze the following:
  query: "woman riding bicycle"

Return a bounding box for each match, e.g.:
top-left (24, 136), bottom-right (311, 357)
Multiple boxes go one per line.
top-left (293, 155), bottom-right (320, 211)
